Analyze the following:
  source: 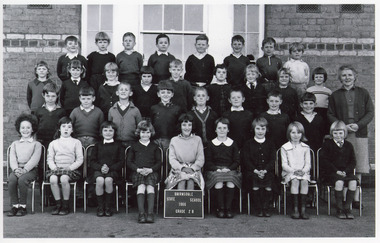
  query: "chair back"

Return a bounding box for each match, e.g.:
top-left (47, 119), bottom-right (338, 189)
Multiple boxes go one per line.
top-left (83, 144), bottom-right (95, 179)
top-left (124, 146), bottom-right (131, 181)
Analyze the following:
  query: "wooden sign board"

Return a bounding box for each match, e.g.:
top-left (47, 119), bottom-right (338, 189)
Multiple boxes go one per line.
top-left (164, 189), bottom-right (204, 219)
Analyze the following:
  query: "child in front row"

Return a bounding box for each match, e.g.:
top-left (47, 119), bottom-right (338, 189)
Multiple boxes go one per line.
top-left (320, 121), bottom-right (357, 219)
top-left (7, 114), bottom-right (42, 217)
top-left (127, 120), bottom-right (162, 223)
top-left (46, 117), bottom-right (84, 215)
top-left (205, 118), bottom-right (241, 218)
top-left (207, 64), bottom-right (232, 117)
top-left (281, 122), bottom-right (311, 220)
top-left (241, 117), bottom-right (275, 217)
top-left (90, 121), bottom-right (124, 217)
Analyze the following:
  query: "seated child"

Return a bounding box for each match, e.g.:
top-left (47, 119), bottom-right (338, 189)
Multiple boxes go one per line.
top-left (165, 114), bottom-right (205, 191)
top-left (320, 121), bottom-right (357, 219)
top-left (127, 120), bottom-right (162, 223)
top-left (241, 117), bottom-right (275, 217)
top-left (205, 118), bottom-right (242, 218)
top-left (207, 64), bottom-right (232, 117)
top-left (281, 122), bottom-right (311, 220)
top-left (90, 121), bottom-right (124, 217)
top-left (46, 117), bottom-right (84, 215)
top-left (7, 114), bottom-right (42, 217)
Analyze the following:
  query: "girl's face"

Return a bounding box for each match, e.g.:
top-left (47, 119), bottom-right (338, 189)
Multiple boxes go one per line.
top-left (215, 68), bottom-right (227, 81)
top-left (246, 70), bottom-right (259, 83)
top-left (215, 122), bottom-right (229, 138)
top-left (181, 121), bottom-right (192, 137)
top-left (289, 126), bottom-right (302, 143)
top-left (141, 74), bottom-right (153, 86)
top-left (254, 125), bottom-right (266, 139)
top-left (193, 90), bottom-right (209, 106)
top-left (139, 130), bottom-right (151, 143)
top-left (279, 71), bottom-right (290, 87)
top-left (36, 65), bottom-right (48, 79)
top-left (313, 74), bottom-right (325, 86)
top-left (332, 130), bottom-right (345, 143)
top-left (340, 69), bottom-right (356, 89)
top-left (69, 67), bottom-right (83, 79)
top-left (102, 126), bottom-right (115, 140)
top-left (96, 40), bottom-right (109, 52)
top-left (20, 120), bottom-right (33, 139)
top-left (105, 69), bottom-right (118, 81)
top-left (60, 122), bottom-right (73, 138)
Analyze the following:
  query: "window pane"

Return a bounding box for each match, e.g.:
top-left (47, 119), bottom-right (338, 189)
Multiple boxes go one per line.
top-left (100, 5), bottom-right (113, 30)
top-left (246, 33), bottom-right (260, 59)
top-left (184, 5), bottom-right (203, 31)
top-left (167, 34), bottom-right (183, 60)
top-left (144, 5), bottom-right (162, 30)
top-left (234, 5), bottom-right (246, 32)
top-left (143, 34), bottom-right (158, 63)
top-left (87, 31), bottom-right (98, 53)
top-left (247, 5), bottom-right (259, 32)
top-left (164, 5), bottom-right (183, 31)
top-left (88, 5), bottom-right (100, 31)
top-left (184, 35), bottom-right (196, 60)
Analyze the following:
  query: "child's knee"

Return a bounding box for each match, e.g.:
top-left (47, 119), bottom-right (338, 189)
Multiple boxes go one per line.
top-left (335, 180), bottom-right (344, 191)
top-left (137, 184), bottom-right (146, 194)
top-left (60, 175), bottom-right (70, 185)
top-left (146, 185), bottom-right (155, 194)
top-left (226, 182), bottom-right (235, 188)
top-left (348, 180), bottom-right (357, 191)
top-left (96, 177), bottom-right (105, 186)
top-left (50, 175), bottom-right (58, 185)
top-left (265, 187), bottom-right (272, 191)
top-left (214, 182), bottom-right (223, 189)
top-left (104, 177), bottom-right (113, 185)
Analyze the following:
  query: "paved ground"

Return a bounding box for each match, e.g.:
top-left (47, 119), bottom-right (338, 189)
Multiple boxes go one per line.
top-left (2, 185), bottom-right (376, 239)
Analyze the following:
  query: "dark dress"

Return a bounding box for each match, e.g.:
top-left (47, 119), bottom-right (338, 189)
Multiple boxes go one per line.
top-left (294, 112), bottom-right (325, 153)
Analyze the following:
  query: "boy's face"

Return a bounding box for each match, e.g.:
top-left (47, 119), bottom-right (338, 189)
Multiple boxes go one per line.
top-left (139, 130), bottom-right (151, 142)
top-left (96, 39), bottom-right (109, 52)
top-left (66, 40), bottom-right (79, 53)
top-left (169, 66), bottom-right (183, 80)
top-left (231, 40), bottom-right (244, 54)
top-left (79, 95), bottom-right (95, 109)
top-left (116, 84), bottom-right (133, 100)
top-left (215, 68), bottom-right (227, 81)
top-left (332, 130), bottom-right (345, 143)
top-left (42, 91), bottom-right (58, 106)
top-left (290, 48), bottom-right (303, 60)
top-left (300, 101), bottom-right (316, 114)
top-left (246, 70), bottom-right (259, 83)
top-left (141, 74), bottom-right (153, 86)
top-left (228, 91), bottom-right (245, 108)
top-left (60, 123), bottom-right (73, 138)
top-left (157, 89), bottom-right (174, 104)
top-left (314, 74), bottom-right (325, 86)
top-left (105, 69), bottom-right (118, 81)
top-left (215, 122), bottom-right (229, 137)
top-left (102, 127), bottom-right (115, 140)
top-left (262, 42), bottom-right (275, 56)
top-left (69, 67), bottom-right (83, 79)
top-left (195, 40), bottom-right (209, 54)
top-left (193, 90), bottom-right (209, 106)
top-left (254, 125), bottom-right (267, 139)
top-left (267, 96), bottom-right (282, 111)
top-left (156, 37), bottom-right (169, 52)
top-left (36, 66), bottom-right (48, 79)
top-left (278, 71), bottom-right (290, 87)
top-left (20, 121), bottom-right (33, 139)
top-left (122, 36), bottom-right (136, 51)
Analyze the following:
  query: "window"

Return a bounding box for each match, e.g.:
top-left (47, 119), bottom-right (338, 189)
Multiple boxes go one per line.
top-left (27, 5), bottom-right (52, 9)
top-left (340, 4), bottom-right (363, 13)
top-left (86, 5), bottom-right (113, 54)
top-left (142, 4), bottom-right (204, 62)
top-left (296, 5), bottom-right (321, 13)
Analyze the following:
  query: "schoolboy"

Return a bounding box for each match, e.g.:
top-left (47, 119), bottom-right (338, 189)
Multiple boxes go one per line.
top-left (223, 35), bottom-right (250, 87)
top-left (259, 90), bottom-right (290, 150)
top-left (70, 86), bottom-right (104, 148)
top-left (166, 59), bottom-right (193, 112)
top-left (148, 34), bottom-right (176, 84)
top-left (274, 68), bottom-right (299, 121)
top-left (256, 37), bottom-right (283, 93)
top-left (27, 61), bottom-right (54, 112)
top-left (207, 64), bottom-right (232, 117)
top-left (108, 82), bottom-right (142, 148)
top-left (283, 42), bottom-right (310, 98)
top-left (184, 34), bottom-right (215, 87)
top-left (222, 89), bottom-right (253, 149)
top-left (132, 66), bottom-right (159, 119)
top-left (294, 92), bottom-right (325, 153)
top-left (116, 32), bottom-right (143, 86)
top-left (57, 35), bottom-right (88, 82)
top-left (87, 32), bottom-right (116, 93)
top-left (60, 59), bottom-right (89, 116)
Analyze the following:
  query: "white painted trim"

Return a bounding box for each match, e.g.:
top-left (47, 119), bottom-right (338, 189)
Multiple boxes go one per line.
top-left (258, 4), bottom-right (265, 57)
top-left (81, 4), bottom-right (88, 56)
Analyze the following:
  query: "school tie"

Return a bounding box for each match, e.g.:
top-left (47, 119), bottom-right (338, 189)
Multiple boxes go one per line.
top-left (338, 141), bottom-right (343, 148)
top-left (73, 80), bottom-right (78, 85)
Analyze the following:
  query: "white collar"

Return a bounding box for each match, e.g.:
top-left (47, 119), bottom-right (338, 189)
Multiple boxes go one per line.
top-left (210, 77), bottom-right (228, 85)
top-left (71, 78), bottom-right (81, 84)
top-left (254, 137), bottom-right (266, 143)
top-left (195, 106), bottom-right (207, 113)
top-left (282, 141), bottom-right (309, 150)
top-left (334, 140), bottom-right (344, 147)
top-left (141, 83), bottom-right (152, 91)
top-left (231, 107), bottom-right (244, 112)
top-left (103, 139), bottom-right (114, 144)
top-left (42, 103), bottom-right (61, 111)
top-left (289, 58), bottom-right (304, 62)
top-left (139, 140), bottom-right (150, 146)
top-left (20, 137), bottom-right (34, 143)
top-left (212, 137), bottom-right (233, 146)
top-left (124, 50), bottom-right (134, 55)
top-left (66, 52), bottom-right (78, 59)
top-left (246, 81), bottom-right (257, 89)
top-left (97, 50), bottom-right (109, 54)
top-left (80, 105), bottom-right (94, 112)
top-left (157, 51), bottom-right (168, 56)
top-left (232, 53), bottom-right (242, 58)
top-left (301, 111), bottom-right (317, 122)
top-left (118, 101), bottom-right (129, 110)
top-left (194, 52), bottom-right (207, 59)
top-left (104, 80), bottom-right (120, 86)
top-left (267, 109), bottom-right (281, 115)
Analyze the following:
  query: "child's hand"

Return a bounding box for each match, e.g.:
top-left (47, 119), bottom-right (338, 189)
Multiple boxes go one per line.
top-left (144, 168), bottom-right (153, 175)
top-left (101, 164), bottom-right (109, 174)
top-left (349, 123), bottom-right (359, 132)
top-left (221, 168), bottom-right (230, 173)
top-left (337, 171), bottom-right (346, 177)
top-left (294, 170), bottom-right (304, 176)
top-left (182, 167), bottom-right (194, 174)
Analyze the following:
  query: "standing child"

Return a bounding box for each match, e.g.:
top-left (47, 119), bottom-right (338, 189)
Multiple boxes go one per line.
top-left (96, 62), bottom-right (120, 119)
top-left (90, 121), bottom-right (124, 217)
top-left (207, 64), bottom-right (232, 117)
top-left (256, 37), bottom-right (283, 93)
top-left (148, 34), bottom-right (176, 84)
top-left (57, 35), bottom-right (88, 82)
top-left (241, 117), bottom-right (275, 217)
top-left (87, 32), bottom-right (116, 93)
top-left (7, 114), bottom-right (42, 217)
top-left (132, 66), bottom-right (159, 119)
top-left (281, 122), bottom-right (311, 220)
top-left (320, 121), bottom-right (357, 219)
top-left (283, 42), bottom-right (310, 98)
top-left (60, 59), bottom-right (89, 116)
top-left (116, 32), bottom-right (143, 85)
top-left (184, 34), bottom-right (215, 87)
top-left (27, 61), bottom-right (54, 113)
top-left (205, 118), bottom-right (242, 218)
top-left (223, 35), bottom-right (250, 87)
top-left (46, 117), bottom-right (84, 215)
top-left (127, 120), bottom-right (162, 223)
top-left (108, 81), bottom-right (142, 148)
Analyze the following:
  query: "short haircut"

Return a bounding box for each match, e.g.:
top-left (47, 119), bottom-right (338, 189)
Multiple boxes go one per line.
top-left (15, 113), bottom-right (39, 136)
top-left (156, 33), bottom-right (170, 44)
top-left (277, 67), bottom-right (291, 79)
top-left (64, 35), bottom-right (78, 45)
top-left (215, 117), bottom-right (230, 129)
top-left (245, 64), bottom-right (261, 78)
top-left (338, 65), bottom-right (357, 81)
top-left (104, 62), bottom-right (119, 75)
top-left (267, 90), bottom-right (282, 100)
top-left (67, 59), bottom-right (86, 78)
top-left (54, 116), bottom-right (74, 139)
top-left (34, 60), bottom-right (51, 78)
top-left (193, 86), bottom-right (208, 96)
top-left (95, 32), bottom-right (111, 42)
top-left (140, 66), bottom-right (154, 76)
top-left (213, 64), bottom-right (227, 75)
top-left (169, 59), bottom-right (183, 68)
top-left (79, 86), bottom-right (95, 97)
top-left (157, 80), bottom-right (174, 92)
top-left (286, 122), bottom-right (307, 142)
top-left (122, 32), bottom-right (136, 41)
top-left (177, 113), bottom-right (195, 133)
top-left (229, 88), bottom-right (244, 99)
top-left (196, 34), bottom-right (209, 43)
top-left (312, 67), bottom-right (328, 82)
top-left (117, 81), bottom-right (131, 91)
top-left (330, 120), bottom-right (348, 138)
top-left (99, 121), bottom-right (118, 136)
top-left (251, 117), bottom-right (268, 129)
top-left (262, 37), bottom-right (276, 47)
top-left (42, 82), bottom-right (59, 95)
top-left (300, 92), bottom-right (316, 103)
top-left (289, 42), bottom-right (305, 53)
top-left (231, 35), bottom-right (245, 44)
top-left (135, 120), bottom-right (155, 137)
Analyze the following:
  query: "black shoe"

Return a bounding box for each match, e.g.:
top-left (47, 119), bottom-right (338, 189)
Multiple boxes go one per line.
top-left (104, 208), bottom-right (113, 217)
top-left (146, 213), bottom-right (154, 223)
top-left (96, 207), bottom-right (104, 217)
top-left (216, 208), bottom-right (225, 218)
top-left (16, 207), bottom-right (27, 216)
top-left (138, 213), bottom-right (146, 223)
top-left (336, 209), bottom-right (346, 219)
top-left (352, 201), bottom-right (362, 209)
top-left (51, 205), bottom-right (61, 215)
top-left (263, 209), bottom-right (271, 217)
top-left (49, 196), bottom-right (56, 206)
top-left (291, 210), bottom-right (300, 219)
top-left (58, 206), bottom-right (69, 215)
top-left (225, 209), bottom-right (233, 218)
top-left (257, 209), bottom-right (264, 217)
top-left (7, 207), bottom-right (18, 217)
top-left (300, 212), bottom-right (309, 220)
top-left (344, 209), bottom-right (355, 219)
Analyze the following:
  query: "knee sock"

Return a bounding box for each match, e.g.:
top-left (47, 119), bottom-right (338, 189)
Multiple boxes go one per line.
top-left (147, 193), bottom-right (155, 214)
top-left (105, 192), bottom-right (112, 209)
top-left (97, 195), bottom-right (104, 209)
top-left (225, 187), bottom-right (235, 210)
top-left (344, 190), bottom-right (355, 210)
top-left (252, 190), bottom-right (261, 210)
top-left (334, 190), bottom-right (343, 210)
top-left (215, 188), bottom-right (225, 209)
top-left (263, 190), bottom-right (272, 210)
top-left (137, 194), bottom-right (145, 213)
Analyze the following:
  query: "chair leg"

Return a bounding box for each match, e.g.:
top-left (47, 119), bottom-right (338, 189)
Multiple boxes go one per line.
top-left (283, 185), bottom-right (287, 215)
top-left (359, 186), bottom-right (362, 217)
top-left (156, 184), bottom-right (160, 214)
top-left (31, 182), bottom-right (35, 214)
top-left (73, 183), bottom-right (76, 214)
top-left (315, 186), bottom-right (319, 216)
top-left (84, 182), bottom-right (87, 213)
top-left (125, 183), bottom-right (128, 214)
top-left (247, 192), bottom-right (250, 215)
top-left (116, 185), bottom-right (119, 212)
top-left (278, 194), bottom-right (281, 215)
top-left (41, 184), bottom-right (45, 213)
top-left (208, 189), bottom-right (211, 214)
top-left (239, 188), bottom-right (242, 214)
top-left (327, 186), bottom-right (331, 216)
